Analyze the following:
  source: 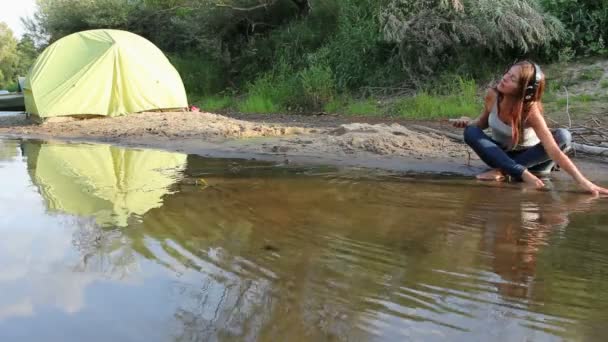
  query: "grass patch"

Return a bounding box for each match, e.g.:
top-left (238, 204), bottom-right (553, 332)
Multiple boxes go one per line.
top-left (323, 96), bottom-right (382, 116)
top-left (324, 98), bottom-right (345, 113)
top-left (556, 94), bottom-right (596, 106)
top-left (393, 76), bottom-right (480, 119)
top-left (600, 79), bottom-right (608, 88)
top-left (394, 93), bottom-right (478, 118)
top-left (196, 96), bottom-right (233, 112)
top-left (578, 66), bottom-right (604, 81)
top-left (237, 94), bottom-right (280, 113)
top-left (543, 90), bottom-right (558, 103)
top-left (345, 99), bottom-right (380, 116)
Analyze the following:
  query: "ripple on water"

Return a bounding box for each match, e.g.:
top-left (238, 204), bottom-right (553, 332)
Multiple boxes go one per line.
top-left (1, 140), bottom-right (608, 341)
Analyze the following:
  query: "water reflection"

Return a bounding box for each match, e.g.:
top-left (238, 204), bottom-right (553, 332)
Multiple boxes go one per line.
top-left (121, 174), bottom-right (606, 341)
top-left (0, 140), bottom-right (20, 161)
top-left (22, 141), bottom-right (186, 227)
top-left (474, 190), bottom-right (594, 300)
top-left (0, 153), bottom-right (105, 327)
top-left (0, 139), bottom-right (606, 341)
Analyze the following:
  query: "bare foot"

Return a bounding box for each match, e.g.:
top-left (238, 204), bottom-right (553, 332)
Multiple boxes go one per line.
top-left (476, 169), bottom-right (505, 181)
top-left (521, 170), bottom-right (545, 189)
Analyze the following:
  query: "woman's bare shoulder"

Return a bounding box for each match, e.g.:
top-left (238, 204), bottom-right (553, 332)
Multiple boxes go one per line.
top-left (526, 103), bottom-right (547, 127)
top-left (483, 88), bottom-right (497, 109)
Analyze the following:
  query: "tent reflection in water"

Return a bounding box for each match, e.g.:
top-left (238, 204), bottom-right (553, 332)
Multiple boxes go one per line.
top-left (23, 142), bottom-right (187, 227)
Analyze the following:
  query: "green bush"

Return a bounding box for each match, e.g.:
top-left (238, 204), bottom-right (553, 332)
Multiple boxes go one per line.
top-left (322, 0), bottom-right (400, 89)
top-left (324, 96), bottom-right (346, 113)
top-left (237, 94), bottom-right (280, 113)
top-left (241, 61), bottom-right (301, 110)
top-left (299, 64), bottom-right (336, 110)
top-left (540, 0), bottom-right (608, 56)
top-left (169, 53), bottom-right (226, 95)
top-left (238, 62), bottom-right (303, 113)
top-left (382, 0), bottom-right (565, 79)
top-left (5, 82), bottom-right (19, 92)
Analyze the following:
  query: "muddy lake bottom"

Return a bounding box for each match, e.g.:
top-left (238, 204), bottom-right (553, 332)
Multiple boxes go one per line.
top-left (0, 137), bottom-right (607, 341)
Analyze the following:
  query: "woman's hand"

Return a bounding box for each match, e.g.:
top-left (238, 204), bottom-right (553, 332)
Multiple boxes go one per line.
top-left (579, 180), bottom-right (608, 196)
top-left (450, 116), bottom-right (472, 128)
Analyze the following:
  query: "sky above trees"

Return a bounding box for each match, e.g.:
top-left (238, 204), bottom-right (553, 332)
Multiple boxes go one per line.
top-left (0, 0), bottom-right (36, 38)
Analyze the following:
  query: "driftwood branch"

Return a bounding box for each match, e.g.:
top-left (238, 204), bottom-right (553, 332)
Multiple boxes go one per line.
top-left (215, 2), bottom-right (272, 11)
top-left (411, 125), bottom-right (463, 141)
top-left (572, 143), bottom-right (608, 156)
top-left (410, 125), bottom-right (608, 157)
top-left (215, 0), bottom-right (310, 14)
top-left (563, 86), bottom-right (572, 128)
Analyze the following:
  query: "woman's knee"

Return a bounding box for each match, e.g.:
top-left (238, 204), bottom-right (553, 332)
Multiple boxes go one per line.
top-left (463, 125), bottom-right (482, 145)
top-left (553, 128), bottom-right (572, 149)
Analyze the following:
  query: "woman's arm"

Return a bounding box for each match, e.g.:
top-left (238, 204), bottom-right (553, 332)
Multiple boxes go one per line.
top-left (528, 109), bottom-right (608, 195)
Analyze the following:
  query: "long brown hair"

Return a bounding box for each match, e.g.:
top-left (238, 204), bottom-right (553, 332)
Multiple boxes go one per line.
top-left (499, 61), bottom-right (545, 146)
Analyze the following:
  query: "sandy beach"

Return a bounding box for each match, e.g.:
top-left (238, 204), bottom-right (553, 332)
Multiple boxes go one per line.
top-left (0, 111), bottom-right (482, 172)
top-left (0, 111), bottom-right (606, 182)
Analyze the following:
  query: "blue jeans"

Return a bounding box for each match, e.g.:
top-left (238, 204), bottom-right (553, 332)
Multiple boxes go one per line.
top-left (463, 126), bottom-right (572, 180)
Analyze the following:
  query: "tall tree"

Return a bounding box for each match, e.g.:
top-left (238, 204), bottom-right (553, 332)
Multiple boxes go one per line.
top-left (15, 35), bottom-right (39, 76)
top-left (380, 0), bottom-right (565, 77)
top-left (0, 22), bottom-right (18, 88)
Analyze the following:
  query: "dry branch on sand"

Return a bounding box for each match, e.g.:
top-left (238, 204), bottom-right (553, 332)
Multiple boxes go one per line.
top-left (411, 121), bottom-right (608, 159)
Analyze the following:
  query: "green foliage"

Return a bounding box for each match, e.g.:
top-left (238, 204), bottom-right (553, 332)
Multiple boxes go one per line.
top-left (299, 64), bottom-right (336, 109)
top-left (234, 1), bottom-right (339, 82)
top-left (0, 22), bottom-right (18, 88)
top-left (543, 79), bottom-right (562, 102)
top-left (600, 79), bottom-right (608, 89)
top-left (578, 66), bottom-right (604, 81)
top-left (28, 0), bottom-right (134, 44)
top-left (15, 35), bottom-right (38, 76)
top-left (18, 0), bottom-right (608, 115)
top-left (394, 76), bottom-right (480, 118)
top-left (320, 0), bottom-right (402, 89)
top-left (560, 94), bottom-right (594, 104)
top-left (237, 94), bottom-right (280, 113)
top-left (237, 63), bottom-right (298, 113)
top-left (324, 97), bottom-right (344, 113)
top-left (5, 82), bottom-right (19, 92)
top-left (195, 96), bottom-right (234, 112)
top-left (381, 0), bottom-right (565, 78)
top-left (540, 0), bottom-right (608, 55)
top-left (169, 53), bottom-right (226, 95)
top-left (238, 59), bottom-right (337, 112)
top-left (345, 99), bottom-right (381, 116)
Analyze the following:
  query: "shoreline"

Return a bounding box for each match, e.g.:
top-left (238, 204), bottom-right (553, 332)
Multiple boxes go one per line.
top-left (1, 111), bottom-right (606, 184)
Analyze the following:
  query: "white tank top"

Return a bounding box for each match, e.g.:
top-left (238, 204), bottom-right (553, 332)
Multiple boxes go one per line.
top-left (489, 99), bottom-right (540, 150)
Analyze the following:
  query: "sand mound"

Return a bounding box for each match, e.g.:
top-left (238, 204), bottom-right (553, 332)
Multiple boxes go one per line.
top-left (0, 112), bottom-right (471, 161)
top-left (326, 123), bottom-right (469, 159)
top-left (0, 111), bottom-right (308, 140)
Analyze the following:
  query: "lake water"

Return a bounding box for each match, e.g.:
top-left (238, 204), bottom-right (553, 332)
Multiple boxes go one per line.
top-left (0, 138), bottom-right (607, 341)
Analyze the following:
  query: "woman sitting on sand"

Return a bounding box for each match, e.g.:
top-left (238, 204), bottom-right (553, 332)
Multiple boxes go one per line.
top-left (452, 60), bottom-right (608, 195)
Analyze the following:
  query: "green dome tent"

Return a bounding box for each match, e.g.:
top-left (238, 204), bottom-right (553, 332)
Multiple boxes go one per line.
top-left (24, 29), bottom-right (188, 119)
